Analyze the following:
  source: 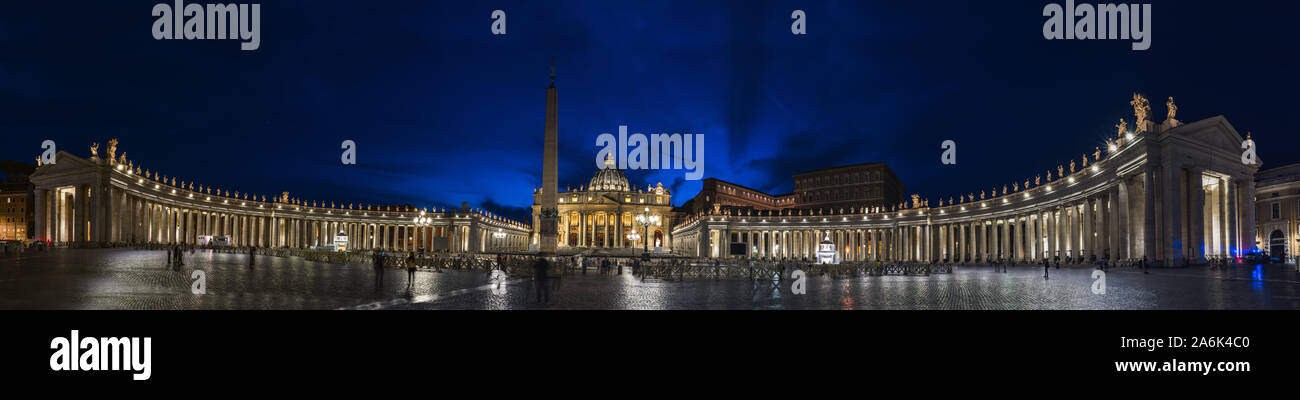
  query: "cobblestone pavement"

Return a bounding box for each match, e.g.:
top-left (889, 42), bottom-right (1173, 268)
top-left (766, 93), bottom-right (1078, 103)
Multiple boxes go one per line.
top-left (2, 249), bottom-right (1299, 310)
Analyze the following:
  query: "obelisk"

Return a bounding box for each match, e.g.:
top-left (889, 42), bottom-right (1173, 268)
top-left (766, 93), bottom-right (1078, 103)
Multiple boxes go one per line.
top-left (539, 59), bottom-right (559, 254)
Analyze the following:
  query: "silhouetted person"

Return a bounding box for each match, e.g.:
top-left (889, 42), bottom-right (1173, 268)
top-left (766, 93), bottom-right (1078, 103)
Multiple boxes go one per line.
top-left (1043, 258), bottom-right (1049, 279)
top-left (533, 256), bottom-right (551, 303)
top-left (406, 253), bottom-right (417, 288)
top-left (1142, 255), bottom-right (1149, 274)
top-left (373, 251), bottom-right (385, 288)
top-left (248, 246), bottom-right (256, 268)
top-left (601, 258), bottom-right (611, 274)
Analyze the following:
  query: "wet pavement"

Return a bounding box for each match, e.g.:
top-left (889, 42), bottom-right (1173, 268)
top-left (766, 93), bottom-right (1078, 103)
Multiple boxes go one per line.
top-left (2, 248), bottom-right (1299, 310)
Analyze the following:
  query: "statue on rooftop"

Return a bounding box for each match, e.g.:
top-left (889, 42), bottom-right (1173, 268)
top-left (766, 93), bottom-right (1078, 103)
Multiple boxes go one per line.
top-left (1130, 93), bottom-right (1151, 133)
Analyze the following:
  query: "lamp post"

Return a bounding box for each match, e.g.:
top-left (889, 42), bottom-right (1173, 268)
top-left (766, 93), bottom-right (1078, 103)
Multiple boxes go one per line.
top-left (493, 229), bottom-right (506, 252)
top-left (625, 230), bottom-right (641, 247)
top-left (634, 207), bottom-right (659, 255)
top-left (413, 214), bottom-right (433, 254)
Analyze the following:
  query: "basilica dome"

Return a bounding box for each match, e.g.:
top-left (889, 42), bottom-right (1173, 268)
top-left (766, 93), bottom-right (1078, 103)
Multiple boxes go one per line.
top-left (589, 154), bottom-right (630, 192)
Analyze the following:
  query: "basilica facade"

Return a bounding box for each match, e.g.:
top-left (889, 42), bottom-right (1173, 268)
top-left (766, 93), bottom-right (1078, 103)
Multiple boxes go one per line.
top-left (672, 96), bottom-right (1260, 267)
top-left (531, 155), bottom-right (674, 254)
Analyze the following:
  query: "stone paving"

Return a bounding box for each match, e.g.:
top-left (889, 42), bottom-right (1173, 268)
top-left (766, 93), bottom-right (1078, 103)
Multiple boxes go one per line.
top-left (2, 248), bottom-right (1299, 310)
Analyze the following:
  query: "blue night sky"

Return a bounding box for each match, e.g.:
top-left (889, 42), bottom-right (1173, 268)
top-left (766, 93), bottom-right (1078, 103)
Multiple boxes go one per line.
top-left (2, 0), bottom-right (1297, 224)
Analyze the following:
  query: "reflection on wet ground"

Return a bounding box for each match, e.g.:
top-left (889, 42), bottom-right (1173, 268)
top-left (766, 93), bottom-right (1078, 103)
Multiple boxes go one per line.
top-left (2, 249), bottom-right (1299, 310)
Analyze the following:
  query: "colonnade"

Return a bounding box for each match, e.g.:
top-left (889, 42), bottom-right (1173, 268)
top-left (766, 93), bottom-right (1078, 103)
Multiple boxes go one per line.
top-left (559, 210), bottom-right (669, 250)
top-left (29, 151), bottom-right (532, 253)
top-left (676, 166), bottom-right (1252, 265)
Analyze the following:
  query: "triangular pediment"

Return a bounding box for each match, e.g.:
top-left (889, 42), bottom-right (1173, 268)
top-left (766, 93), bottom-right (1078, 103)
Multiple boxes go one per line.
top-left (1163, 115), bottom-right (1261, 164)
top-left (29, 151), bottom-right (99, 180)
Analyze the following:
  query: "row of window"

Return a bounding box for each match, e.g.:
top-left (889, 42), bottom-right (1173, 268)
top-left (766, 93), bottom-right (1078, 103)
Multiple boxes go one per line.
top-left (795, 171), bottom-right (884, 189)
top-left (2, 217), bottom-right (23, 222)
top-left (800, 187), bottom-right (881, 202)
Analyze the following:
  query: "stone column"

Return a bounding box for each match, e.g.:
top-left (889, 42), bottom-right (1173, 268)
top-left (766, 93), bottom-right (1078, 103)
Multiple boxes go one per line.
top-left (1211, 177), bottom-right (1222, 255)
top-left (71, 185), bottom-right (85, 243)
top-left (1058, 207), bottom-right (1066, 259)
top-left (1187, 167), bottom-right (1206, 263)
top-left (1139, 166), bottom-right (1156, 262)
top-left (1161, 165), bottom-right (1184, 265)
top-left (999, 219), bottom-right (1008, 260)
top-left (33, 189), bottom-right (45, 242)
top-left (1083, 198), bottom-right (1094, 259)
top-left (1241, 179), bottom-right (1257, 255)
top-left (1226, 178), bottom-right (1239, 256)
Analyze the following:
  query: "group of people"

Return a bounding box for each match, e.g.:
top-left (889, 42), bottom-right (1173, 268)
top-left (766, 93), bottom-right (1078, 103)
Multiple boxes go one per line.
top-left (573, 256), bottom-right (625, 275)
top-left (1, 242), bottom-right (24, 257)
top-left (165, 244), bottom-right (187, 269)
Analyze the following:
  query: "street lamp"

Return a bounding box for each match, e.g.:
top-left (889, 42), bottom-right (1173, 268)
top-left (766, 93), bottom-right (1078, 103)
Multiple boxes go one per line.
top-left (413, 214), bottom-right (433, 253)
top-left (634, 207), bottom-right (660, 255)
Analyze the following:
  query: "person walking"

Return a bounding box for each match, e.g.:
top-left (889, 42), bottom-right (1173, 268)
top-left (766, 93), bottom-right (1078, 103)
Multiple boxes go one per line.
top-left (533, 256), bottom-right (551, 303)
top-left (406, 254), bottom-right (417, 289)
top-left (248, 246), bottom-right (256, 269)
top-left (1043, 257), bottom-right (1049, 279)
